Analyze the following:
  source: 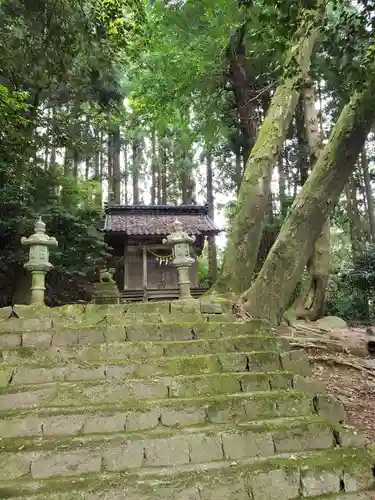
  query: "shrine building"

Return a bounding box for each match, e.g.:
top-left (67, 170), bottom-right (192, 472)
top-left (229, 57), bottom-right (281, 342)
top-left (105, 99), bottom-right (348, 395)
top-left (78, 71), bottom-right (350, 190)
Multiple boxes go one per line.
top-left (102, 204), bottom-right (220, 301)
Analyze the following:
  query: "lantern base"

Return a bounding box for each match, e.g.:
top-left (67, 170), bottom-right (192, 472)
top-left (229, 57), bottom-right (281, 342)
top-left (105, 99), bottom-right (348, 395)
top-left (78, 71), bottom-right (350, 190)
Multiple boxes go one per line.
top-left (30, 270), bottom-right (47, 305)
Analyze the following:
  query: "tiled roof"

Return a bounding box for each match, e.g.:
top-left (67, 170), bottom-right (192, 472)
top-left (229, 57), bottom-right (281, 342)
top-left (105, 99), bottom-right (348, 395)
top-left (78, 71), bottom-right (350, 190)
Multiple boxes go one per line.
top-left (103, 204), bottom-right (220, 236)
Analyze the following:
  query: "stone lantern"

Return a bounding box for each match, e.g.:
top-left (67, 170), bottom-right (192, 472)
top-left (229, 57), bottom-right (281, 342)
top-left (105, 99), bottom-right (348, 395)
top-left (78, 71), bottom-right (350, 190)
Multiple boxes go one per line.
top-left (163, 220), bottom-right (195, 300)
top-left (21, 217), bottom-right (58, 305)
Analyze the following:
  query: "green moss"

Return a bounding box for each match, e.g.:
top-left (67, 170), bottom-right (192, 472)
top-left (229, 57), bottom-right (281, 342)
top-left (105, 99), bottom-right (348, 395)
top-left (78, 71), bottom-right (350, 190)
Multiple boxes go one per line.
top-left (0, 416), bottom-right (332, 453)
top-left (17, 346), bottom-right (38, 358)
top-left (0, 388), bottom-right (308, 421)
top-left (0, 446), bottom-right (372, 498)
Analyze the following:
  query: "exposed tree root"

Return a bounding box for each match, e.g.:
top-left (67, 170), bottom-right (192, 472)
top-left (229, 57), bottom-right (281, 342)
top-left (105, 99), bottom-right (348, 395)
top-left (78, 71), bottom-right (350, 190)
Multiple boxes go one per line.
top-left (311, 355), bottom-right (375, 378)
top-left (290, 342), bottom-right (330, 351)
top-left (287, 338), bottom-right (349, 354)
top-left (233, 303), bottom-right (253, 321)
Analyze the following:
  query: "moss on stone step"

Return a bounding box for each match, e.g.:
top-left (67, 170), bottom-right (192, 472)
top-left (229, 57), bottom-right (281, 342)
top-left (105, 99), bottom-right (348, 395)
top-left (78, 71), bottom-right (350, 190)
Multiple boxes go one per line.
top-left (0, 335), bottom-right (288, 372)
top-left (0, 447), bottom-right (373, 499)
top-left (0, 416), bottom-right (335, 455)
top-left (0, 302), bottom-right (370, 500)
top-left (0, 423), bottom-right (338, 481)
top-left (0, 389), bottom-right (313, 424)
top-left (0, 370), bottom-right (294, 402)
top-left (0, 351), bottom-right (285, 391)
top-left (0, 321), bottom-right (271, 347)
top-left (0, 300), bottom-right (237, 330)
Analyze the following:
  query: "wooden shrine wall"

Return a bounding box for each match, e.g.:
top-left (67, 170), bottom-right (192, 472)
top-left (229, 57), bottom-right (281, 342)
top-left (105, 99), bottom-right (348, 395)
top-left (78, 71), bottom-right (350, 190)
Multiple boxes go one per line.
top-left (114, 245), bottom-right (198, 291)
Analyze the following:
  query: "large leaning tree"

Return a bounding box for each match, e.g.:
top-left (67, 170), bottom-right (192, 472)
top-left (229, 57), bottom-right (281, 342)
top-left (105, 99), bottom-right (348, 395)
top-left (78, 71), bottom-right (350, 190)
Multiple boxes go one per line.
top-left (212, 2), bottom-right (324, 296)
top-left (124, 0), bottom-right (375, 323)
top-left (213, 1), bottom-right (375, 323)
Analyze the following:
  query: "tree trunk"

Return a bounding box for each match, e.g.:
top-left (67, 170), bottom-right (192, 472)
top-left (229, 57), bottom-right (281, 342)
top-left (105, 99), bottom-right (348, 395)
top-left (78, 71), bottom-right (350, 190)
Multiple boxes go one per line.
top-left (296, 95), bottom-right (309, 186)
top-left (159, 136), bottom-right (167, 204)
top-left (48, 107), bottom-right (59, 199)
top-left (293, 79), bottom-right (330, 321)
top-left (265, 167), bottom-right (274, 223)
top-left (234, 147), bottom-right (242, 194)
top-left (84, 117), bottom-right (91, 181)
top-left (132, 137), bottom-right (140, 205)
top-left (362, 148), bottom-right (375, 243)
top-left (123, 138), bottom-right (129, 205)
top-left (61, 148), bottom-right (74, 207)
top-left (206, 151), bottom-right (218, 284)
top-left (293, 222), bottom-right (330, 320)
top-left (157, 135), bottom-right (162, 204)
top-left (242, 76), bottom-right (375, 324)
top-left (151, 130), bottom-right (157, 205)
top-left (228, 23), bottom-right (258, 165)
top-left (213, 7), bottom-right (321, 295)
top-left (73, 151), bottom-right (79, 179)
top-left (99, 131), bottom-right (104, 203)
top-left (112, 125), bottom-right (121, 204)
top-left (180, 150), bottom-right (195, 205)
top-left (278, 156), bottom-right (287, 218)
top-left (107, 132), bottom-right (114, 202)
top-left (181, 155), bottom-right (190, 205)
top-left (93, 129), bottom-right (102, 207)
top-left (346, 175), bottom-right (365, 255)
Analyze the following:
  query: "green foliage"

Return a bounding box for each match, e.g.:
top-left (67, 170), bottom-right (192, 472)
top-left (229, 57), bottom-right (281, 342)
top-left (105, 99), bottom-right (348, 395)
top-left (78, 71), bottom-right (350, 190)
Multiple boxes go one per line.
top-left (94, 0), bottom-right (146, 48)
top-left (327, 274), bottom-right (371, 322)
top-left (0, 150), bottom-right (108, 306)
top-left (0, 0), bottom-right (144, 306)
top-left (44, 205), bottom-right (107, 277)
top-left (326, 238), bottom-right (375, 322)
top-left (197, 248), bottom-right (211, 288)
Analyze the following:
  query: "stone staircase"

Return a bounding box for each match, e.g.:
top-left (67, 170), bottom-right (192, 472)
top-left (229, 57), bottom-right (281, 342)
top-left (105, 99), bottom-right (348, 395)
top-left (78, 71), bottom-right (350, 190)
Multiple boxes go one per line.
top-left (0, 300), bottom-right (374, 499)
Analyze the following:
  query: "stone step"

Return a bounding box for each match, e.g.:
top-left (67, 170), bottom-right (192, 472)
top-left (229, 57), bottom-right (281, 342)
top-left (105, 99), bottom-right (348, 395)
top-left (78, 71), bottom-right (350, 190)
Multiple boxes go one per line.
top-left (0, 414), bottom-right (363, 451)
top-left (0, 390), bottom-right (315, 435)
top-left (0, 313), bottom-right (239, 332)
top-left (0, 351), bottom-right (288, 388)
top-left (0, 369), bottom-right (308, 430)
top-left (0, 320), bottom-right (270, 347)
top-left (323, 495), bottom-right (375, 500)
top-left (0, 447), bottom-right (373, 499)
top-left (8, 492), bottom-right (375, 500)
top-left (1, 367), bottom-right (294, 398)
top-left (0, 391), bottom-right (347, 442)
top-left (318, 494), bottom-right (375, 500)
top-left (1, 300), bottom-right (234, 323)
top-left (0, 418), bottom-right (359, 480)
top-left (0, 335), bottom-right (288, 366)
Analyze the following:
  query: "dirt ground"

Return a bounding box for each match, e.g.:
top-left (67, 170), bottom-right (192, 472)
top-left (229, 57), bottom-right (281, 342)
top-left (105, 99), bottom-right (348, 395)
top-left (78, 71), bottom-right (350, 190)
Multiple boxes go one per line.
top-left (312, 359), bottom-right (375, 442)
top-left (284, 321), bottom-right (375, 443)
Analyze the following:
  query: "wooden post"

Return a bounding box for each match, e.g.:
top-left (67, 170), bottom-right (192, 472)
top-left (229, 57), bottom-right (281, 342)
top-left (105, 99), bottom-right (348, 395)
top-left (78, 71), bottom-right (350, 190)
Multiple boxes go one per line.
top-left (123, 241), bottom-right (128, 291)
top-left (142, 245), bottom-right (148, 301)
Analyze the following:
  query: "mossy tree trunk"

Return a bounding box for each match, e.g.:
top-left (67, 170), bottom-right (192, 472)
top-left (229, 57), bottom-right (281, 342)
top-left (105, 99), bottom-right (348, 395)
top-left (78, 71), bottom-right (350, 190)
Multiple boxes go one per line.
top-left (293, 79), bottom-right (330, 320)
top-left (212, 6), bottom-right (322, 295)
top-left (242, 78), bottom-right (375, 324)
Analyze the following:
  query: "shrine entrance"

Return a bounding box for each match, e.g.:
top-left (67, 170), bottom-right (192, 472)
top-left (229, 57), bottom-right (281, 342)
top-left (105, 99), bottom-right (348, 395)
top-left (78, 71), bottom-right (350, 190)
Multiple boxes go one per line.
top-left (102, 204), bottom-right (220, 301)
